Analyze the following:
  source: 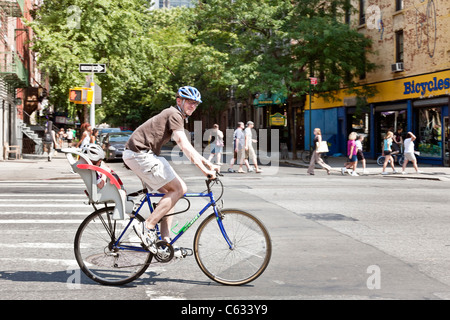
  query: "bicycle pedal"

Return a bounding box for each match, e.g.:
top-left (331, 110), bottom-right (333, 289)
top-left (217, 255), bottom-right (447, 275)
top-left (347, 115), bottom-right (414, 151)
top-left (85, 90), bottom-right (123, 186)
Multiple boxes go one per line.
top-left (181, 247), bottom-right (193, 257)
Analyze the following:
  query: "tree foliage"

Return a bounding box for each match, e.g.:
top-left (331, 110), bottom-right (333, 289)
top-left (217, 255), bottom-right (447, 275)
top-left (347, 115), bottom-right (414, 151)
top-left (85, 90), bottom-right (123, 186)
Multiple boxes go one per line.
top-left (28, 0), bottom-right (376, 133)
top-left (27, 0), bottom-right (153, 124)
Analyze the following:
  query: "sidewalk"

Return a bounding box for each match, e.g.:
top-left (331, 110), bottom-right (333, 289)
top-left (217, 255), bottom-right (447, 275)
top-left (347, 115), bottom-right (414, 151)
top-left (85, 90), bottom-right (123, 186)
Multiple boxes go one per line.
top-left (0, 151), bottom-right (75, 181)
top-left (278, 153), bottom-right (450, 180)
top-left (1, 150), bottom-right (450, 181)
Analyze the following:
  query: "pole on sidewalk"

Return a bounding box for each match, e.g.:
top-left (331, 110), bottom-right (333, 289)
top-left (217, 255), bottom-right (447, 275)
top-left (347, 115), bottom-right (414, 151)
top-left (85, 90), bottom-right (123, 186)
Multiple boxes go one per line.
top-left (309, 81), bottom-right (312, 152)
top-left (89, 70), bottom-right (95, 128)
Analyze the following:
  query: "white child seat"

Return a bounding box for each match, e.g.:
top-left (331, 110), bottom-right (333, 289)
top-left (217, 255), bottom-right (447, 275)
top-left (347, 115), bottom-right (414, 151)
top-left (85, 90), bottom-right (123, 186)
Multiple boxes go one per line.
top-left (62, 148), bottom-right (131, 220)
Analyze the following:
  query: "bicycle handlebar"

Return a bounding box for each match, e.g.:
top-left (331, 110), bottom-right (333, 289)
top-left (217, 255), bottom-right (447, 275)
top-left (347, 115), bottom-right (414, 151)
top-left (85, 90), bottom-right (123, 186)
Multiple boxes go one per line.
top-left (206, 171), bottom-right (223, 180)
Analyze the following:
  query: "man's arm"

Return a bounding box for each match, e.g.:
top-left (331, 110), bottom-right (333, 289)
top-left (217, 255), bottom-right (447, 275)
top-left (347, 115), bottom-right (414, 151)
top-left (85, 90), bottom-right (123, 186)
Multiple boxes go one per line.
top-left (172, 130), bottom-right (218, 178)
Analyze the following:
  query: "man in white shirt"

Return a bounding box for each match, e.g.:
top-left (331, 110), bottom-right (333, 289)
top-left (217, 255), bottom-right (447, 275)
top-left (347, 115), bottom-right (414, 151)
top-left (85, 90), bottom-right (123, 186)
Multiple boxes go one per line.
top-left (244, 121), bottom-right (262, 173)
top-left (402, 132), bottom-right (423, 174)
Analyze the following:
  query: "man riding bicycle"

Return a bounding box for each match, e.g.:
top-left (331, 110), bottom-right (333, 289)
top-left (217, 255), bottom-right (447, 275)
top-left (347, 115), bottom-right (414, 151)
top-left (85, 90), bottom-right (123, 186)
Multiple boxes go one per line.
top-left (123, 86), bottom-right (219, 253)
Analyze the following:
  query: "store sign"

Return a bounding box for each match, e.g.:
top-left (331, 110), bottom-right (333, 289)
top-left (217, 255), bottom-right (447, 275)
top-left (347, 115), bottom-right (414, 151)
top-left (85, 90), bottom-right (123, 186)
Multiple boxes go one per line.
top-left (307, 70), bottom-right (450, 110)
top-left (270, 112), bottom-right (286, 126)
top-left (259, 100), bottom-right (274, 105)
top-left (403, 77), bottom-right (450, 96)
top-left (55, 116), bottom-right (67, 124)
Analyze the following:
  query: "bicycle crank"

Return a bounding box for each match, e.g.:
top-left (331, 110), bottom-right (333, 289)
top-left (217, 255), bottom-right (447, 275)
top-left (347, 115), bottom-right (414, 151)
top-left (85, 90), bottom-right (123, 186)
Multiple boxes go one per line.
top-left (153, 240), bottom-right (174, 263)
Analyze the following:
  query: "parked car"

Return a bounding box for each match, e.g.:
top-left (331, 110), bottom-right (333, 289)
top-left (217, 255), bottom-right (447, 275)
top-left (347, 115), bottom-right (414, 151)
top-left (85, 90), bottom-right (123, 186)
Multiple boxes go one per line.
top-left (102, 131), bottom-right (132, 161)
top-left (97, 127), bottom-right (121, 144)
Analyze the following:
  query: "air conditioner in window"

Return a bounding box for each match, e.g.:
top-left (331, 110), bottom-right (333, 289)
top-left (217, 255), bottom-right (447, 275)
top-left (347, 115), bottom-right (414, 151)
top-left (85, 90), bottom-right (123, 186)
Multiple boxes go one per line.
top-left (391, 62), bottom-right (404, 72)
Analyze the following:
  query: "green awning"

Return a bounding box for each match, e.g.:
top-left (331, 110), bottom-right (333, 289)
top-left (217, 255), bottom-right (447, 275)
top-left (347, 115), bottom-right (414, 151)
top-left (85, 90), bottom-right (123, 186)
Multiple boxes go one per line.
top-left (253, 93), bottom-right (287, 107)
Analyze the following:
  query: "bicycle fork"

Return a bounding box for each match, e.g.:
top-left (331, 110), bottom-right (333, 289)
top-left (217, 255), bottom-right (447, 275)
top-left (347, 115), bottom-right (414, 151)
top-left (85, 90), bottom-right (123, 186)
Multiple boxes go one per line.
top-left (214, 206), bottom-right (234, 250)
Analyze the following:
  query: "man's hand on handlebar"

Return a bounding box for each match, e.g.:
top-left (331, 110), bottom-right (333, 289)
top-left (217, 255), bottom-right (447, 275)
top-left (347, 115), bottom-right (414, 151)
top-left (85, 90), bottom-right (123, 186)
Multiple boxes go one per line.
top-left (205, 164), bottom-right (222, 180)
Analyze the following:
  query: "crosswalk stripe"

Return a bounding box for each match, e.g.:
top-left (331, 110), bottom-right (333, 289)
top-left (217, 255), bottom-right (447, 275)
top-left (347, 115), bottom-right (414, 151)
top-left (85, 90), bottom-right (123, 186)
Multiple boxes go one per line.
top-left (0, 204), bottom-right (92, 207)
top-left (0, 184), bottom-right (85, 188)
top-left (0, 194), bottom-right (86, 197)
top-left (0, 243), bottom-right (73, 249)
top-left (0, 211), bottom-right (91, 215)
top-left (0, 199), bottom-right (87, 202)
top-left (0, 257), bottom-right (78, 267)
top-left (0, 219), bottom-right (83, 224)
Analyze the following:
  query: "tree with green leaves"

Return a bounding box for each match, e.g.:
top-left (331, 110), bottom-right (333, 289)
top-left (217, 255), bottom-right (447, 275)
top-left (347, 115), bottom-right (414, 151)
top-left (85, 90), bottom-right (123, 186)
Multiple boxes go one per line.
top-left (27, 0), bottom-right (154, 124)
top-left (28, 2), bottom-right (235, 129)
top-left (195, 0), bottom-right (377, 157)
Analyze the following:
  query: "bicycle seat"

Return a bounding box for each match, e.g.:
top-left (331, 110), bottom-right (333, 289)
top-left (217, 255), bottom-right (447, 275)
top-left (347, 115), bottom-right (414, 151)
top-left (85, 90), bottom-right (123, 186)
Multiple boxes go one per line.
top-left (62, 148), bottom-right (132, 220)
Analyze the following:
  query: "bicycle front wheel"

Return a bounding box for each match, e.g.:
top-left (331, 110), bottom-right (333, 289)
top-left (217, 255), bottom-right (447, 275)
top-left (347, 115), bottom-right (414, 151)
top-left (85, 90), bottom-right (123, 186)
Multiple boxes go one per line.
top-left (301, 151), bottom-right (311, 163)
top-left (377, 156), bottom-right (385, 166)
top-left (194, 209), bottom-right (271, 285)
top-left (74, 207), bottom-right (152, 286)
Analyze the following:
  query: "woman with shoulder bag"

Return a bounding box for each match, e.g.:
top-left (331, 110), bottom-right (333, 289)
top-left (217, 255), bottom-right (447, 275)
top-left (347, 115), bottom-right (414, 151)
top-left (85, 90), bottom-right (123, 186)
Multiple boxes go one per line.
top-left (307, 128), bottom-right (332, 175)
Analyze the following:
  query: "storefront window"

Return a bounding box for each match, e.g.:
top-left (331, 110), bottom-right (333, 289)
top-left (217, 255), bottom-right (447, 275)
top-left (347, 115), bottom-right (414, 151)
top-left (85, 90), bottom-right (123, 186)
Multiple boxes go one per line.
top-left (416, 107), bottom-right (442, 158)
top-left (376, 109), bottom-right (407, 152)
top-left (349, 112), bottom-right (370, 152)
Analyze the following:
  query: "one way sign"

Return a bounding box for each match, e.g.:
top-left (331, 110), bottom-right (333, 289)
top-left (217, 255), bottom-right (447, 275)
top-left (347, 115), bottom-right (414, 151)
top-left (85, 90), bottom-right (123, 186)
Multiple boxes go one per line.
top-left (79, 63), bottom-right (106, 73)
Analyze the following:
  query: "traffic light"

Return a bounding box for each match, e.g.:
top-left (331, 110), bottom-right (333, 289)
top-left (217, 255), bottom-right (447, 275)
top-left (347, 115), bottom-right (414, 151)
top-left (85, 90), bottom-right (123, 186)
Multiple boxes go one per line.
top-left (69, 87), bottom-right (93, 104)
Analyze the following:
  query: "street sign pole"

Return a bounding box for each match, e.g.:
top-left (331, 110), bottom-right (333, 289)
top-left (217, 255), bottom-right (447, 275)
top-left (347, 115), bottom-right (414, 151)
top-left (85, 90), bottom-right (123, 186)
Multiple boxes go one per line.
top-left (90, 70), bottom-right (95, 128)
top-left (309, 77), bottom-right (318, 152)
top-left (79, 63), bottom-right (106, 128)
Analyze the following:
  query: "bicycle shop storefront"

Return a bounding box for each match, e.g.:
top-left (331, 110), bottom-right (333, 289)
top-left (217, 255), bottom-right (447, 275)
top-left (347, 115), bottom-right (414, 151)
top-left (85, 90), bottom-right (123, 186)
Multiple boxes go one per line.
top-left (306, 70), bottom-right (450, 166)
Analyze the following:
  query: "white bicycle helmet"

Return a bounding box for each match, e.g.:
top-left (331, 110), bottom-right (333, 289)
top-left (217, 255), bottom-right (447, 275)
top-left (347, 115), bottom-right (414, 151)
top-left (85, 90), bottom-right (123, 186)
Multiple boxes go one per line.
top-left (83, 144), bottom-right (105, 162)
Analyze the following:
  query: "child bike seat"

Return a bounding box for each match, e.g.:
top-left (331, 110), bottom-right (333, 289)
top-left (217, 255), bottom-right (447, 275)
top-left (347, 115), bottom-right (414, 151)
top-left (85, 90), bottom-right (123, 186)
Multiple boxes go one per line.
top-left (62, 147), bottom-right (132, 220)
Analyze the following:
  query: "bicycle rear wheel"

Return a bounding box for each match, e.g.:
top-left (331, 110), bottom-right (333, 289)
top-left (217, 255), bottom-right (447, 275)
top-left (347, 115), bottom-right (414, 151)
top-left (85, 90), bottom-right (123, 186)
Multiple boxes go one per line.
top-left (74, 207), bottom-right (152, 286)
top-left (194, 209), bottom-right (271, 285)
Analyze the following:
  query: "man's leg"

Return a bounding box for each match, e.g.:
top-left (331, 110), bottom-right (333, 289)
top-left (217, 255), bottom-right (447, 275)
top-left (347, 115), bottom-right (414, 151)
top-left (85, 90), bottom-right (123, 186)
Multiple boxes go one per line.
top-left (145, 175), bottom-right (187, 231)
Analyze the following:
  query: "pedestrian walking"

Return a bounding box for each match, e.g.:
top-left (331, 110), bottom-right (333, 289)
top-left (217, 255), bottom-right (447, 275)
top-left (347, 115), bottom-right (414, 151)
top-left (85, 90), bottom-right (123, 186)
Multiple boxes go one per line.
top-left (43, 121), bottom-right (57, 161)
top-left (341, 132), bottom-right (359, 176)
top-left (244, 121), bottom-right (262, 173)
top-left (402, 132), bottom-right (423, 174)
top-left (381, 131), bottom-right (397, 175)
top-left (76, 122), bottom-right (92, 149)
top-left (57, 128), bottom-right (66, 148)
top-left (228, 122), bottom-right (249, 173)
top-left (355, 134), bottom-right (369, 174)
top-left (208, 124), bottom-right (224, 165)
top-left (307, 128), bottom-right (332, 175)
top-left (90, 128), bottom-right (99, 144)
top-left (66, 127), bottom-right (74, 146)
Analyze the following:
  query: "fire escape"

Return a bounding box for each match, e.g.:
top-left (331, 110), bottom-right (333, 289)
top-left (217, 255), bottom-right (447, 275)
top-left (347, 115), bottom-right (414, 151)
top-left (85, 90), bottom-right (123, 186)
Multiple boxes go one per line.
top-left (0, 0), bottom-right (28, 89)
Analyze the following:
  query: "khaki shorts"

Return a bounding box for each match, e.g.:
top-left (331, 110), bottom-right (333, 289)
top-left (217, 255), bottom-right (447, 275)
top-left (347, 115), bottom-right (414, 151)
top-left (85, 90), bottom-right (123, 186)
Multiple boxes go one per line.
top-left (233, 148), bottom-right (245, 164)
top-left (123, 149), bottom-right (176, 191)
top-left (404, 152), bottom-right (416, 162)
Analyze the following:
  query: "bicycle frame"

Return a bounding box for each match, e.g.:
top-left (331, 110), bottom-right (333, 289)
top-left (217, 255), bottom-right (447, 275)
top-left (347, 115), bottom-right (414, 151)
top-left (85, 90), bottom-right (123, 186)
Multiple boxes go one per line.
top-left (113, 180), bottom-right (232, 253)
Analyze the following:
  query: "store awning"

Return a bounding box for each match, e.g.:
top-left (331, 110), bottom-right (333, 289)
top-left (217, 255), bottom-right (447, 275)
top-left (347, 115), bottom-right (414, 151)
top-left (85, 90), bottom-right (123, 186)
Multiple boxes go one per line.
top-left (253, 93), bottom-right (287, 107)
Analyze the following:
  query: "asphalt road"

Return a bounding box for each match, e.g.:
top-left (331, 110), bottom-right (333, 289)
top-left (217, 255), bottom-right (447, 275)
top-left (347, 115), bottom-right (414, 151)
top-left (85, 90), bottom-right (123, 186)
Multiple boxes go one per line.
top-left (1, 153), bottom-right (450, 303)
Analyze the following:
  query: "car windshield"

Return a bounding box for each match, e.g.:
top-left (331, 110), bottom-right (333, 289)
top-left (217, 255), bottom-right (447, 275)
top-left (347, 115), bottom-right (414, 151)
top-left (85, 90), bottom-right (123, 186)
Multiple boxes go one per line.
top-left (109, 134), bottom-right (130, 142)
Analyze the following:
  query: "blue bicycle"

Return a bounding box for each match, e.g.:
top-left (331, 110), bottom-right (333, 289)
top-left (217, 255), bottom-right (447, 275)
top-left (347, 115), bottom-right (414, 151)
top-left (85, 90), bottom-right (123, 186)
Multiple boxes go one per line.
top-left (74, 175), bottom-right (272, 286)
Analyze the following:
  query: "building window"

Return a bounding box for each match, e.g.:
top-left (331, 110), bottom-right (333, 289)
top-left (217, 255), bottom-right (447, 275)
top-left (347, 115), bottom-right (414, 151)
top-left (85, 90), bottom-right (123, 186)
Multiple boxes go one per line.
top-left (416, 107), bottom-right (442, 158)
top-left (396, 0), bottom-right (404, 11)
top-left (348, 110), bottom-right (371, 152)
top-left (395, 30), bottom-right (404, 63)
top-left (359, 0), bottom-right (365, 25)
top-left (375, 108), bottom-right (407, 153)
